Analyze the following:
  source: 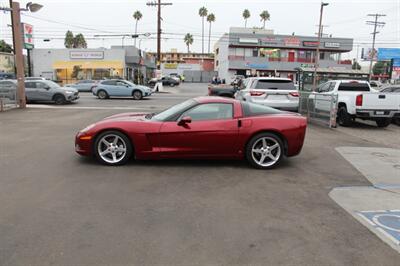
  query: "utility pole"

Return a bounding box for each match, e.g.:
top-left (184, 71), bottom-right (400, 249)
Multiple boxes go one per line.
top-left (147, 0), bottom-right (172, 70)
top-left (366, 14), bottom-right (386, 81)
top-left (312, 2), bottom-right (329, 91)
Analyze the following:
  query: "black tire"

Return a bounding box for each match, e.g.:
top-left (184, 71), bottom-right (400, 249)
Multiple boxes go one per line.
top-left (97, 90), bottom-right (108, 99)
top-left (53, 94), bottom-right (66, 105)
top-left (393, 118), bottom-right (400, 126)
top-left (376, 118), bottom-right (391, 128)
top-left (246, 132), bottom-right (284, 169)
top-left (94, 130), bottom-right (133, 166)
top-left (337, 106), bottom-right (352, 127)
top-left (170, 83), bottom-right (176, 87)
top-left (132, 90), bottom-right (143, 100)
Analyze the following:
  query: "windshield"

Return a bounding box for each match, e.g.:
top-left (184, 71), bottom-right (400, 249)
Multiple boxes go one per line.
top-left (44, 80), bottom-right (61, 89)
top-left (151, 99), bottom-right (196, 121)
top-left (124, 80), bottom-right (137, 87)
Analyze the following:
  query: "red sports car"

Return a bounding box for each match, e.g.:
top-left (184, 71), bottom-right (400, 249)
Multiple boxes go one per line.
top-left (75, 97), bottom-right (307, 169)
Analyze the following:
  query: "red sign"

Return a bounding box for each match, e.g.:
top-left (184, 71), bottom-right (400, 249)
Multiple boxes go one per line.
top-left (284, 37), bottom-right (300, 47)
top-left (22, 23), bottom-right (34, 49)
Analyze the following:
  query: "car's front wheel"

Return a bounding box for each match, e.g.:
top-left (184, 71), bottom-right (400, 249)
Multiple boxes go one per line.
top-left (246, 133), bottom-right (284, 169)
top-left (133, 90), bottom-right (143, 100)
top-left (94, 131), bottom-right (133, 166)
top-left (53, 94), bottom-right (66, 105)
top-left (97, 90), bottom-right (108, 99)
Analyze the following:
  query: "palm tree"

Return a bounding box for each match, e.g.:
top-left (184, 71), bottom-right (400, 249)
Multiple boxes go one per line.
top-left (207, 13), bottom-right (215, 54)
top-left (260, 10), bottom-right (270, 29)
top-left (242, 9), bottom-right (250, 28)
top-left (199, 6), bottom-right (208, 54)
top-left (184, 33), bottom-right (194, 53)
top-left (133, 10), bottom-right (143, 47)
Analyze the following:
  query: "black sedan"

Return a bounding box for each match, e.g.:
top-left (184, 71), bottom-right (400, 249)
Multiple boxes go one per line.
top-left (148, 76), bottom-right (180, 87)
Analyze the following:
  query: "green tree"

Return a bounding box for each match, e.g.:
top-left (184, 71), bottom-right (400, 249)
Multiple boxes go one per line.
top-left (352, 59), bottom-right (361, 70)
top-left (64, 31), bottom-right (74, 48)
top-left (242, 9), bottom-right (250, 28)
top-left (207, 13), bottom-right (215, 54)
top-left (199, 6), bottom-right (208, 54)
top-left (184, 33), bottom-right (194, 53)
top-left (260, 10), bottom-right (270, 29)
top-left (133, 10), bottom-right (143, 47)
top-left (0, 40), bottom-right (13, 53)
top-left (73, 33), bottom-right (87, 48)
top-left (372, 61), bottom-right (387, 75)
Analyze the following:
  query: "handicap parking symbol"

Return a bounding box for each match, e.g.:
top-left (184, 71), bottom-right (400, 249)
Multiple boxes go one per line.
top-left (358, 210), bottom-right (400, 245)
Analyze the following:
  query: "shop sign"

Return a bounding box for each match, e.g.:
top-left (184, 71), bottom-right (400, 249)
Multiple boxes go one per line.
top-left (164, 63), bottom-right (178, 69)
top-left (245, 62), bottom-right (268, 69)
top-left (324, 42), bottom-right (340, 48)
top-left (70, 51), bottom-right (104, 59)
top-left (239, 38), bottom-right (259, 44)
top-left (260, 36), bottom-right (280, 45)
top-left (284, 37), bottom-right (300, 47)
top-left (378, 48), bottom-right (400, 61)
top-left (22, 23), bottom-right (34, 49)
top-left (303, 41), bottom-right (319, 47)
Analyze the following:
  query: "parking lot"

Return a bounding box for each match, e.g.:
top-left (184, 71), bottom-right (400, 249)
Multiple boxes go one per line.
top-left (1, 83), bottom-right (400, 265)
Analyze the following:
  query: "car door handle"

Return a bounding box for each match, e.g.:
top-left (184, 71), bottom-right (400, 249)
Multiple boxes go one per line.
top-left (379, 95), bottom-right (385, 99)
top-left (238, 120), bottom-right (242, 128)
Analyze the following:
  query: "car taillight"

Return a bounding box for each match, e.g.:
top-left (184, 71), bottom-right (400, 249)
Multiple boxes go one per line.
top-left (356, 94), bottom-right (363, 106)
top-left (289, 92), bottom-right (299, 97)
top-left (250, 91), bottom-right (265, 96)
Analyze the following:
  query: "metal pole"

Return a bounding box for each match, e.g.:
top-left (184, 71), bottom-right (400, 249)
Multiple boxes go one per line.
top-left (27, 48), bottom-right (32, 77)
top-left (157, 0), bottom-right (161, 70)
top-left (312, 3), bottom-right (325, 91)
top-left (368, 15), bottom-right (378, 82)
top-left (11, 1), bottom-right (26, 108)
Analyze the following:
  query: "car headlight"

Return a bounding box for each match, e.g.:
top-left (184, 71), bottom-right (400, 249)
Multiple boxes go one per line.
top-left (80, 124), bottom-right (95, 133)
top-left (65, 90), bottom-right (75, 94)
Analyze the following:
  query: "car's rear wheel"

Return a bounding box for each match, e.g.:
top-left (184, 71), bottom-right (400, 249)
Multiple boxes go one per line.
top-left (94, 131), bottom-right (132, 166)
top-left (246, 133), bottom-right (284, 169)
top-left (337, 106), bottom-right (352, 127)
top-left (53, 94), bottom-right (66, 105)
top-left (133, 90), bottom-right (143, 100)
top-left (170, 83), bottom-right (176, 87)
top-left (97, 90), bottom-right (108, 99)
top-left (376, 118), bottom-right (391, 128)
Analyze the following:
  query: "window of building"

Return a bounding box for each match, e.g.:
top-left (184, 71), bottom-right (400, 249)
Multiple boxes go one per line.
top-left (253, 49), bottom-right (259, 57)
top-left (216, 60), bottom-right (219, 66)
top-left (320, 52), bottom-right (325, 60)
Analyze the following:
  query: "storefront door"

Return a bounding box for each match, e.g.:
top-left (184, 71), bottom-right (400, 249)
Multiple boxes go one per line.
top-left (288, 52), bottom-right (295, 62)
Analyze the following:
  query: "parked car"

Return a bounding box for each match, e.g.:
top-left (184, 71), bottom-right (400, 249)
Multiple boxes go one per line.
top-left (25, 77), bottom-right (47, 81)
top-left (92, 79), bottom-right (152, 100)
top-left (230, 75), bottom-right (245, 86)
top-left (148, 76), bottom-right (180, 87)
top-left (0, 73), bottom-right (15, 80)
top-left (379, 85), bottom-right (400, 125)
top-left (75, 96), bottom-right (307, 169)
top-left (0, 80), bottom-right (17, 101)
top-left (208, 84), bottom-right (238, 98)
top-left (313, 80), bottom-right (400, 127)
top-left (235, 77), bottom-right (299, 112)
top-left (0, 79), bottom-right (79, 104)
top-left (66, 80), bottom-right (98, 92)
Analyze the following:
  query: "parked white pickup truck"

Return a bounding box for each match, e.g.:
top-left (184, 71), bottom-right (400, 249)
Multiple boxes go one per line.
top-left (314, 80), bottom-right (400, 127)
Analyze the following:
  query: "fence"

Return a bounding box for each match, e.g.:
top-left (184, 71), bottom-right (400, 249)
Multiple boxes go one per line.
top-left (299, 91), bottom-right (338, 128)
top-left (0, 84), bottom-right (18, 112)
top-left (183, 71), bottom-right (218, 83)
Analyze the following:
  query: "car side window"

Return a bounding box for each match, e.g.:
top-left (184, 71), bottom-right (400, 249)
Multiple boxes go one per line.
top-left (25, 82), bottom-right (36, 88)
top-left (35, 82), bottom-right (48, 89)
top-left (319, 82), bottom-right (331, 93)
top-left (102, 81), bottom-right (117, 86)
top-left (328, 82), bottom-right (336, 92)
top-left (182, 103), bottom-right (233, 121)
top-left (116, 81), bottom-right (127, 86)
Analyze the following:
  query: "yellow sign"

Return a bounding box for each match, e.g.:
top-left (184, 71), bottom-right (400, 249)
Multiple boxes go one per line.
top-left (164, 63), bottom-right (178, 69)
top-left (53, 60), bottom-right (123, 69)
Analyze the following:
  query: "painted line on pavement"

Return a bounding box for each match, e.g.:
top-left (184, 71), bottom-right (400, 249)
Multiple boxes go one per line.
top-left (27, 105), bottom-right (166, 110)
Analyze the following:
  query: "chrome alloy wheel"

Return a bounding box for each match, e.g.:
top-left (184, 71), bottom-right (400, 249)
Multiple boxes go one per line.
top-left (97, 134), bottom-right (127, 164)
top-left (251, 137), bottom-right (281, 167)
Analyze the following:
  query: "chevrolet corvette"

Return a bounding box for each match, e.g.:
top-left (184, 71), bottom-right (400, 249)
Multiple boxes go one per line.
top-left (75, 97), bottom-right (307, 169)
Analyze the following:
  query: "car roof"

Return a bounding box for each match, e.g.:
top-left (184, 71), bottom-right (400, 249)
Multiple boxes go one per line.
top-left (245, 77), bottom-right (292, 81)
top-left (194, 96), bottom-right (239, 104)
top-left (332, 80), bottom-right (370, 84)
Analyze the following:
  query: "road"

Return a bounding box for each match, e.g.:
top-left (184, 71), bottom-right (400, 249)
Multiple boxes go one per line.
top-left (1, 83), bottom-right (399, 265)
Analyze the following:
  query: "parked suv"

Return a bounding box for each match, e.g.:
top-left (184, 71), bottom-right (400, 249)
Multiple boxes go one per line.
top-left (235, 77), bottom-right (299, 111)
top-left (92, 79), bottom-right (152, 100)
top-left (0, 80), bottom-right (79, 104)
top-left (66, 80), bottom-right (98, 92)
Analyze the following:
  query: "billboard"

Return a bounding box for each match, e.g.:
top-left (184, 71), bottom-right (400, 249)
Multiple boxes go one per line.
top-left (22, 23), bottom-right (34, 49)
top-left (378, 48), bottom-right (400, 61)
top-left (361, 48), bottom-right (377, 60)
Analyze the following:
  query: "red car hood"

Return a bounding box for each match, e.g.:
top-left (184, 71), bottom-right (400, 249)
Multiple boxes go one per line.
top-left (102, 112), bottom-right (148, 122)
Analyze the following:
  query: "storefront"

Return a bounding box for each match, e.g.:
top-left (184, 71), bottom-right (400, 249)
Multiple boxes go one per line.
top-left (32, 47), bottom-right (155, 85)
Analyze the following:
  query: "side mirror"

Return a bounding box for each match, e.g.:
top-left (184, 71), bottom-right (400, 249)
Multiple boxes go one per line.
top-left (178, 116), bottom-right (192, 126)
top-left (44, 85), bottom-right (51, 90)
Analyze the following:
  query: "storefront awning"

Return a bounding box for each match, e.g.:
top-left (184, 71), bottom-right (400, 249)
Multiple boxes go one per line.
top-left (53, 60), bottom-right (124, 69)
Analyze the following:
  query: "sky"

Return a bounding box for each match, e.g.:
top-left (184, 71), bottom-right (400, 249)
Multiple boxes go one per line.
top-left (0, 0), bottom-right (399, 61)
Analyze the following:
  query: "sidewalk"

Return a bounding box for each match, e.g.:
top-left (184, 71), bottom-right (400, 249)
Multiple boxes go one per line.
top-left (330, 147), bottom-right (400, 252)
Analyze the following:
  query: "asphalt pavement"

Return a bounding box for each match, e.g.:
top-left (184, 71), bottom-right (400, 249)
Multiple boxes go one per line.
top-left (1, 83), bottom-right (400, 265)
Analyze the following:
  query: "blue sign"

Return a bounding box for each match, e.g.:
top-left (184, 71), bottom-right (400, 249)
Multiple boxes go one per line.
top-left (245, 63), bottom-right (269, 69)
top-left (378, 48), bottom-right (400, 60)
top-left (393, 58), bottom-right (400, 67)
top-left (358, 210), bottom-right (400, 245)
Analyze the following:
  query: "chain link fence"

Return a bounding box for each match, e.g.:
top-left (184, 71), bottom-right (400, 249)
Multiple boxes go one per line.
top-left (0, 84), bottom-right (18, 112)
top-left (299, 91), bottom-right (339, 128)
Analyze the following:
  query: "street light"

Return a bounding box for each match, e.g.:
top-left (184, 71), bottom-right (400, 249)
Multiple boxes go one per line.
top-left (312, 2), bottom-right (329, 91)
top-left (0, 1), bottom-right (43, 109)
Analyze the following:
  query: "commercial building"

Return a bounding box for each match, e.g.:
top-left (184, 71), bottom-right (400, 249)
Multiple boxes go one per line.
top-left (214, 27), bottom-right (354, 82)
top-left (31, 46), bottom-right (156, 84)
